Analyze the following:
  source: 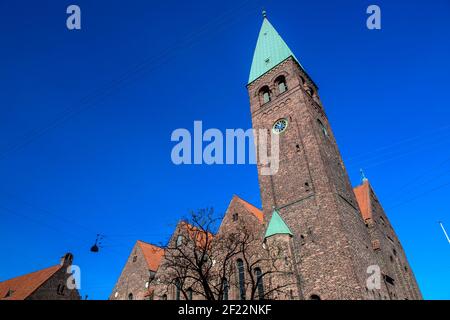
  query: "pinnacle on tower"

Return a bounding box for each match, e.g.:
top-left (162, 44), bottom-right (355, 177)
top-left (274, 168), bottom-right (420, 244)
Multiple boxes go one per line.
top-left (265, 210), bottom-right (293, 238)
top-left (360, 169), bottom-right (368, 183)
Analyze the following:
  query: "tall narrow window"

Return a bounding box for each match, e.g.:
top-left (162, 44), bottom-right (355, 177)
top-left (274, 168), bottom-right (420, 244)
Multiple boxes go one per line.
top-left (175, 279), bottom-right (181, 300)
top-left (236, 259), bottom-right (246, 300)
top-left (276, 76), bottom-right (288, 94)
top-left (187, 288), bottom-right (193, 300)
top-left (232, 213), bottom-right (239, 221)
top-left (317, 119), bottom-right (328, 137)
top-left (260, 86), bottom-right (271, 104)
top-left (222, 278), bottom-right (229, 300)
top-left (254, 268), bottom-right (264, 300)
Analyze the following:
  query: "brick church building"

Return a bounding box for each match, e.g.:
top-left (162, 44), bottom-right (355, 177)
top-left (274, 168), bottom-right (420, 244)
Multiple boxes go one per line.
top-left (110, 14), bottom-right (422, 300)
top-left (0, 253), bottom-right (81, 300)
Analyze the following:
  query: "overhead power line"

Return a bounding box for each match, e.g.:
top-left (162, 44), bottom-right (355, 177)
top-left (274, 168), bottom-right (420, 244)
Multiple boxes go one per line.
top-left (0, 0), bottom-right (266, 161)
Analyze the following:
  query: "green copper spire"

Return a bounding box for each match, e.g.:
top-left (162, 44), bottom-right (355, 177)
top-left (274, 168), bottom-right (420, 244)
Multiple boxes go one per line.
top-left (248, 15), bottom-right (301, 84)
top-left (265, 210), bottom-right (293, 238)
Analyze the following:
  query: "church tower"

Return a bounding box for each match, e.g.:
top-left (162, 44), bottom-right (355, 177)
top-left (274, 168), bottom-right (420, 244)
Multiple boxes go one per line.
top-left (247, 14), bottom-right (383, 300)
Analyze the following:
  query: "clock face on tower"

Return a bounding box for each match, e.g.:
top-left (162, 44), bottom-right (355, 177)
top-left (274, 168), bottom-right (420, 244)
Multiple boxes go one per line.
top-left (272, 118), bottom-right (288, 134)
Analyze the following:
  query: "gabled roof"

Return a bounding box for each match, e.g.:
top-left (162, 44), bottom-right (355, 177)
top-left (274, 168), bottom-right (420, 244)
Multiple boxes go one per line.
top-left (353, 180), bottom-right (372, 221)
top-left (0, 265), bottom-right (61, 300)
top-left (248, 17), bottom-right (301, 84)
top-left (234, 195), bottom-right (264, 223)
top-left (178, 222), bottom-right (214, 249)
top-left (137, 241), bottom-right (165, 272)
top-left (265, 210), bottom-right (293, 238)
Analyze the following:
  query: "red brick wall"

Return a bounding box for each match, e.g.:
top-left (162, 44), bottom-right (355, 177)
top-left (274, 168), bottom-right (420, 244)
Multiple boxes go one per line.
top-left (248, 57), bottom-right (392, 299)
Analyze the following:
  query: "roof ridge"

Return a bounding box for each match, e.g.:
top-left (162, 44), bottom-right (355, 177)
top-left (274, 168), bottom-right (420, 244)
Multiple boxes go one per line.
top-left (233, 194), bottom-right (262, 210)
top-left (0, 264), bottom-right (62, 300)
top-left (137, 240), bottom-right (163, 249)
top-left (0, 264), bottom-right (61, 283)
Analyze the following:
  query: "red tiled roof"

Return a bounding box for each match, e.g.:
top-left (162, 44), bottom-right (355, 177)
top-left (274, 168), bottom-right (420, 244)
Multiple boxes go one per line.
top-left (0, 265), bottom-right (61, 300)
top-left (354, 181), bottom-right (372, 221)
top-left (234, 195), bottom-right (264, 223)
top-left (137, 241), bottom-right (164, 272)
top-left (179, 222), bottom-right (214, 249)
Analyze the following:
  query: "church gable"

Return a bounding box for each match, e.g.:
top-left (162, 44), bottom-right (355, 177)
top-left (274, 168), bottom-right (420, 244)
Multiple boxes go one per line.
top-left (217, 195), bottom-right (264, 238)
top-left (110, 241), bottom-right (162, 300)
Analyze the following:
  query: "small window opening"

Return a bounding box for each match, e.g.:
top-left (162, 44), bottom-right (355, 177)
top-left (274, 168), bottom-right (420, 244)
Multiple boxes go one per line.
top-left (317, 119), bottom-right (328, 137)
top-left (176, 235), bottom-right (183, 248)
top-left (260, 86), bottom-right (271, 104)
top-left (384, 275), bottom-right (395, 286)
top-left (276, 76), bottom-right (288, 94)
top-left (4, 289), bottom-right (14, 298)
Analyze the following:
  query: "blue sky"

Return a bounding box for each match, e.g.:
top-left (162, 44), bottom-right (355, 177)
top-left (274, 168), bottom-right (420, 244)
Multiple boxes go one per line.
top-left (0, 0), bottom-right (449, 300)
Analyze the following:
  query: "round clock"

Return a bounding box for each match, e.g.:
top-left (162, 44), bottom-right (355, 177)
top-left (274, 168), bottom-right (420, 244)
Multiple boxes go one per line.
top-left (272, 118), bottom-right (288, 134)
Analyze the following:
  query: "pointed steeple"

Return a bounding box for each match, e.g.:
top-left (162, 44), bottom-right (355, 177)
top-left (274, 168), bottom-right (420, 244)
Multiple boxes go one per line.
top-left (248, 15), bottom-right (301, 84)
top-left (265, 210), bottom-right (293, 238)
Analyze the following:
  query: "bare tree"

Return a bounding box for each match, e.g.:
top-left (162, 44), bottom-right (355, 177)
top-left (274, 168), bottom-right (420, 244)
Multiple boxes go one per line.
top-left (155, 208), bottom-right (296, 300)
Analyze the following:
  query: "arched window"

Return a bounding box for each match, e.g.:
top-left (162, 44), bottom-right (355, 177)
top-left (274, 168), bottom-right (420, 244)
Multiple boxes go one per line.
top-left (275, 76), bottom-right (288, 94)
top-left (259, 86), bottom-right (271, 104)
top-left (317, 119), bottom-right (328, 137)
top-left (187, 287), bottom-right (193, 300)
top-left (128, 293), bottom-right (134, 300)
top-left (222, 278), bottom-right (229, 300)
top-left (236, 259), bottom-right (246, 300)
top-left (175, 279), bottom-right (181, 300)
top-left (254, 268), bottom-right (264, 300)
top-left (299, 76), bottom-right (305, 85)
top-left (310, 294), bottom-right (321, 300)
top-left (161, 294), bottom-right (167, 300)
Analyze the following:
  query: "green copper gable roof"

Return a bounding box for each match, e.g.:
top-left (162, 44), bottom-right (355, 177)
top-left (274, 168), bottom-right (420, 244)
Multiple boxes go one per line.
top-left (264, 210), bottom-right (293, 238)
top-left (248, 18), bottom-right (301, 84)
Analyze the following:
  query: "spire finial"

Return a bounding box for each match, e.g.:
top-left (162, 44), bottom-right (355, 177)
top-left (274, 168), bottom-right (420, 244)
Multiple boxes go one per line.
top-left (262, 9), bottom-right (267, 18)
top-left (360, 169), bottom-right (368, 183)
